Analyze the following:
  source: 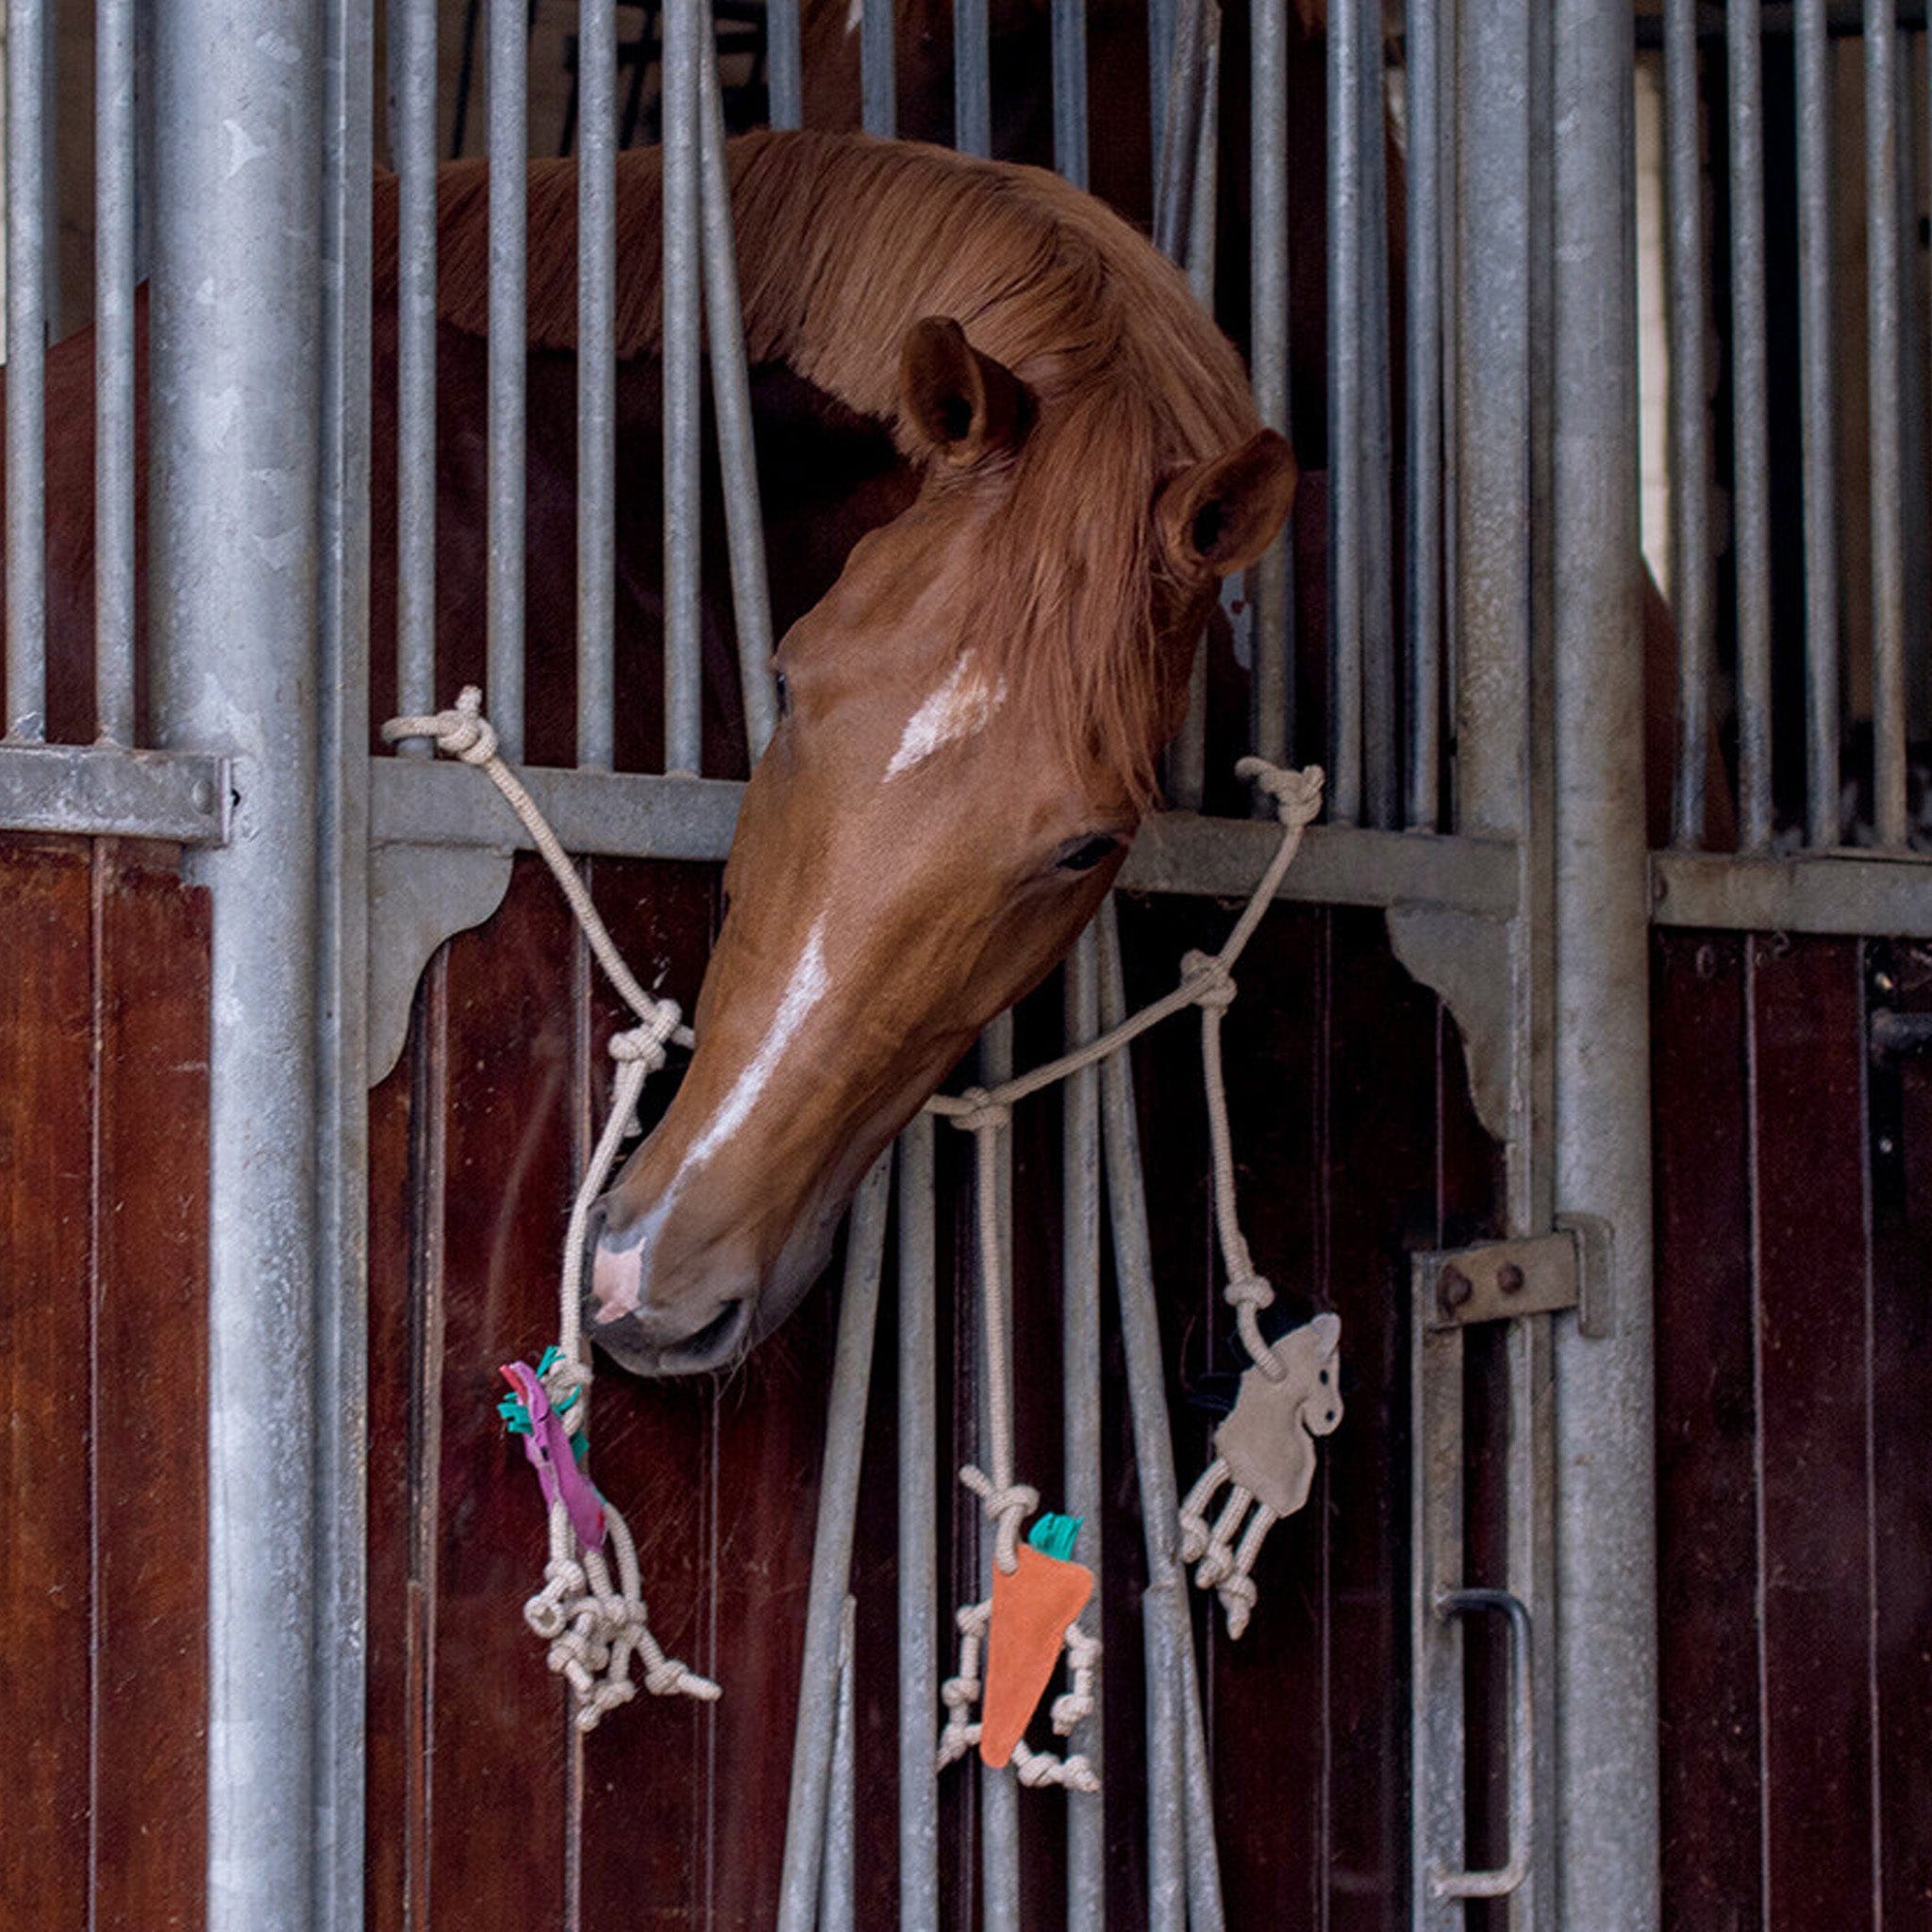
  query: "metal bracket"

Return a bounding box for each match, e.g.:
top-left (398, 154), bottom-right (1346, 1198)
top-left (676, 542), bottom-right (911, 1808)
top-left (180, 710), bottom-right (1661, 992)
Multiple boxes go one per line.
top-left (0, 741), bottom-right (232, 844)
top-left (367, 840), bottom-right (513, 1085)
top-left (1413, 1230), bottom-right (1580, 1331)
top-left (1385, 903), bottom-right (1514, 1144)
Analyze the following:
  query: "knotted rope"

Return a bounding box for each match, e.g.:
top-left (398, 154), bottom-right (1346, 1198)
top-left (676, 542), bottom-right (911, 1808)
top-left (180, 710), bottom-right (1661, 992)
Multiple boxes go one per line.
top-left (385, 689), bottom-right (1329, 1731)
top-left (383, 690), bottom-right (717, 1727)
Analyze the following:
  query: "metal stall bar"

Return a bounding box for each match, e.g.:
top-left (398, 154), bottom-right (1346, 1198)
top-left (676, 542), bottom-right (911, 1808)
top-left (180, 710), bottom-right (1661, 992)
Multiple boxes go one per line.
top-left (96, 0), bottom-right (138, 745)
top-left (315, 0), bottom-right (374, 1920)
top-left (1097, 904), bottom-right (1225, 1932)
top-left (977, 1012), bottom-right (1021, 1926)
top-left (698, 29), bottom-right (780, 758)
top-left (1406, 0), bottom-right (1443, 827)
top-left (1728, 0), bottom-right (1774, 848)
top-left (820, 1595), bottom-right (859, 1932)
top-left (394, 0), bottom-right (439, 743)
top-left (1063, 934), bottom-right (1105, 1932)
top-left (1051, 0), bottom-right (1088, 187)
top-left (1866, 0), bottom-right (1907, 847)
top-left (1150, 0), bottom-right (1176, 179)
top-left (1357, 0), bottom-right (1397, 828)
top-left (488, 0), bottom-right (528, 759)
top-left (1664, 0), bottom-right (1711, 847)
top-left (662, 0), bottom-right (704, 774)
top-left (767, 0), bottom-right (801, 128)
top-left (897, 1116), bottom-right (941, 1932)
top-left (955, 0), bottom-right (990, 157)
top-left (1796, 0), bottom-right (1839, 845)
top-left (774, 1156), bottom-right (892, 1932)
top-left (152, 0), bottom-right (325, 1921)
top-left (1551, 0), bottom-right (1660, 1921)
top-left (1251, 0), bottom-right (1293, 773)
top-left (5, 0), bottom-right (47, 742)
top-left (862, 0), bottom-right (895, 135)
top-left (1328, 0), bottom-right (1365, 823)
top-left (578, 0), bottom-right (617, 769)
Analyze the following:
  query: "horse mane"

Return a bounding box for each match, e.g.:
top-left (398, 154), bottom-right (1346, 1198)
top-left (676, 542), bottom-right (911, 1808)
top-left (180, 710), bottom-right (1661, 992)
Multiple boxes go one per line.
top-left (374, 131), bottom-right (1261, 802)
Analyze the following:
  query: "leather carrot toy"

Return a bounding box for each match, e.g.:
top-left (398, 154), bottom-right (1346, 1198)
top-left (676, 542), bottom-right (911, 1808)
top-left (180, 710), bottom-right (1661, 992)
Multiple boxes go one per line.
top-left (979, 1517), bottom-right (1096, 1769)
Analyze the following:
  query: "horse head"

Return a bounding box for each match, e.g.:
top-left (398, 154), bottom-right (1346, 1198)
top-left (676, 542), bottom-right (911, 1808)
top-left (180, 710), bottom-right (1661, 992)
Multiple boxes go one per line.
top-left (579, 146), bottom-right (1291, 1375)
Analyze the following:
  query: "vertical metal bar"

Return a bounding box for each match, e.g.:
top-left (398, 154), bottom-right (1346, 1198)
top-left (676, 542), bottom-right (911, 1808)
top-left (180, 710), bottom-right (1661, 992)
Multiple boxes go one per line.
top-left (1153, 0), bottom-right (1208, 265)
top-left (774, 1156), bottom-right (892, 1932)
top-left (6, 0), bottom-right (47, 742)
top-left (976, 1014), bottom-right (1021, 1926)
top-left (896, 1117), bottom-right (941, 1932)
top-left (152, 0), bottom-right (324, 1920)
top-left (1405, 0), bottom-right (1443, 827)
top-left (1729, 0), bottom-right (1773, 849)
top-left (1328, 0), bottom-right (1365, 822)
top-left (577, 0), bottom-right (616, 769)
top-left (1794, 30), bottom-right (1839, 872)
top-left (819, 1596), bottom-right (858, 1932)
top-left (1251, 0), bottom-right (1293, 773)
top-left (861, 0), bottom-right (894, 136)
top-left (954, 0), bottom-right (990, 157)
top-left (315, 0), bottom-right (374, 1922)
top-left (1551, 2), bottom-right (1660, 1923)
top-left (1866, 0), bottom-right (1907, 848)
top-left (1062, 935), bottom-right (1105, 1932)
top-left (393, 0), bottom-right (438, 751)
top-left (487, 0), bottom-right (528, 759)
top-left (1169, 4), bottom-right (1221, 813)
top-left (1663, 0), bottom-right (1710, 847)
top-left (1453, 0), bottom-right (1532, 848)
top-left (699, 29), bottom-right (780, 761)
top-left (766, 0), bottom-right (802, 130)
top-left (1149, 0), bottom-right (1175, 182)
top-left (95, 0), bottom-right (138, 745)
top-left (1051, 0), bottom-right (1088, 188)
top-left (35, 0), bottom-right (55, 344)
top-left (661, 0), bottom-right (704, 774)
top-left (1096, 904), bottom-right (1224, 1932)
top-left (1359, 0), bottom-right (1398, 828)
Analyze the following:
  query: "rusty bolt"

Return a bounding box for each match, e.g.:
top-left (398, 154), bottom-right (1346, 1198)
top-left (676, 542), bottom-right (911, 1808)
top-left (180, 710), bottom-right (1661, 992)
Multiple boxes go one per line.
top-left (1437, 1264), bottom-right (1474, 1320)
top-left (1497, 1261), bottom-right (1526, 1296)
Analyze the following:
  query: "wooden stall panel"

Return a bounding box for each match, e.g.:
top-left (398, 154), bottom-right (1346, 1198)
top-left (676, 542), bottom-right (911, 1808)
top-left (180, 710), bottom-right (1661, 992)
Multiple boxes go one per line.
top-left (0, 841), bottom-right (96, 1932)
top-left (1749, 935), bottom-right (1875, 1932)
top-left (1651, 932), bottom-right (1762, 1932)
top-left (91, 841), bottom-right (211, 1932)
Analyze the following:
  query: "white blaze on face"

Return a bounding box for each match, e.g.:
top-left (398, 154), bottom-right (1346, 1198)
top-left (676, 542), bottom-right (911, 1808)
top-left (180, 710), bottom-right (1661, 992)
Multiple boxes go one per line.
top-left (885, 652), bottom-right (1009, 780)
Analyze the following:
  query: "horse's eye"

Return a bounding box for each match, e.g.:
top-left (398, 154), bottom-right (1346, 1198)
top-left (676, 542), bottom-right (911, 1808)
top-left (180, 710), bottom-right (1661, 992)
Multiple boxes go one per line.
top-left (774, 669), bottom-right (791, 718)
top-left (1055, 833), bottom-right (1120, 873)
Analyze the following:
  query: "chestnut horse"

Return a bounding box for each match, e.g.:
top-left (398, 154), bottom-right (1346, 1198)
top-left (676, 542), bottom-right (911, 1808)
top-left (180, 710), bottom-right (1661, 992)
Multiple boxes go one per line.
top-left (486, 134), bottom-right (1292, 1372)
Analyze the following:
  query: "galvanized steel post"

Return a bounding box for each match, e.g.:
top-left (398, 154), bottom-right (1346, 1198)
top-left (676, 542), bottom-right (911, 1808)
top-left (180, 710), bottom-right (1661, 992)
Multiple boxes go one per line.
top-left (1550, 3), bottom-right (1660, 1924)
top-left (151, 1), bottom-right (325, 1925)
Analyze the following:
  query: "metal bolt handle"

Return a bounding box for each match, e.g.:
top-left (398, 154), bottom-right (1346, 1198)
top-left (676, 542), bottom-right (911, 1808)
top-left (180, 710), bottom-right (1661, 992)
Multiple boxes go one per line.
top-left (1428, 1587), bottom-right (1534, 1901)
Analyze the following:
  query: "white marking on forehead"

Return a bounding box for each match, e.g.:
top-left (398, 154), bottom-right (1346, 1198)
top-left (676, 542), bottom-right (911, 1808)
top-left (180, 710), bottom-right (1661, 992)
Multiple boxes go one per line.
top-left (885, 653), bottom-right (1008, 780)
top-left (844, 0), bottom-right (862, 32)
top-left (681, 916), bottom-right (832, 1181)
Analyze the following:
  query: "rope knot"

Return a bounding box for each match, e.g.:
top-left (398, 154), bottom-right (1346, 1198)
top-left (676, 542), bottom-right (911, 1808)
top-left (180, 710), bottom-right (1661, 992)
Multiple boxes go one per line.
top-left (609, 999), bottom-right (683, 1073)
top-left (383, 684), bottom-right (501, 765)
top-left (1182, 949), bottom-right (1237, 1012)
top-left (1236, 757), bottom-right (1324, 829)
top-left (950, 1088), bottom-right (1012, 1136)
top-left (1224, 1274), bottom-right (1275, 1313)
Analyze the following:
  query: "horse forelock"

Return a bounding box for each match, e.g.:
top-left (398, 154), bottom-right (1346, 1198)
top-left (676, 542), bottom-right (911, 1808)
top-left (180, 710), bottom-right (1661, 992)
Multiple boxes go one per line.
top-left (375, 128), bottom-right (1259, 805)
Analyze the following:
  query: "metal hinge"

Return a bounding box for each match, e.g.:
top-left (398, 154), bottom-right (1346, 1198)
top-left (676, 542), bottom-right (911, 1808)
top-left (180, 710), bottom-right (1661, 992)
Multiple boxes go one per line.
top-left (1412, 1216), bottom-right (1614, 1338)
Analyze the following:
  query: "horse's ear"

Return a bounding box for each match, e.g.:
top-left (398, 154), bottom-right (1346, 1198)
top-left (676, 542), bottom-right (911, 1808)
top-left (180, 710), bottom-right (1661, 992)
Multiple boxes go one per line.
top-left (1155, 428), bottom-right (1298, 578)
top-left (899, 316), bottom-right (1031, 466)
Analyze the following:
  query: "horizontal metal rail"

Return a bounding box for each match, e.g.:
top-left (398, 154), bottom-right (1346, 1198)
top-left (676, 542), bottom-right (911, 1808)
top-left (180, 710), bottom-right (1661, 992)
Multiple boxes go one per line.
top-left (0, 743), bottom-right (232, 843)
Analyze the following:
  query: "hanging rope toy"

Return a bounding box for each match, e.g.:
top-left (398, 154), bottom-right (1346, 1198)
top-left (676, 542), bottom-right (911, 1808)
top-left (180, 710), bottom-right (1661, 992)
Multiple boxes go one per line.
top-left (384, 690), bottom-right (717, 1730)
top-left (386, 691), bottom-right (1341, 1733)
top-left (1177, 1312), bottom-right (1342, 1637)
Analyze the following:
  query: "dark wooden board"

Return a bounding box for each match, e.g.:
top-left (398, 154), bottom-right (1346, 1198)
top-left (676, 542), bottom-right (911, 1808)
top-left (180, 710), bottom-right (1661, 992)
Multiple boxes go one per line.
top-left (91, 840), bottom-right (211, 1932)
top-left (1747, 935), bottom-right (1874, 1932)
top-left (0, 840), bottom-right (96, 1932)
top-left (1651, 932), bottom-right (1763, 1932)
